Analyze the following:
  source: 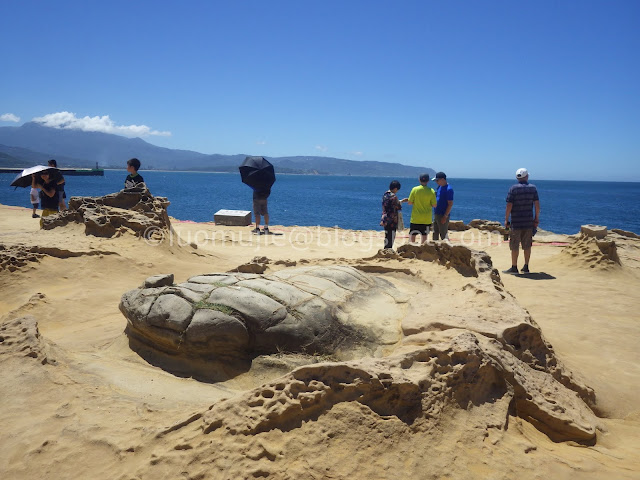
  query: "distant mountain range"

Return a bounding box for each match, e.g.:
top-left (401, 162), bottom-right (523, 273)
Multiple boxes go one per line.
top-left (0, 122), bottom-right (434, 177)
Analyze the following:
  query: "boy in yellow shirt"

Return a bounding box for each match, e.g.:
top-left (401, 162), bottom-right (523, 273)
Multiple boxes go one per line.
top-left (405, 173), bottom-right (437, 244)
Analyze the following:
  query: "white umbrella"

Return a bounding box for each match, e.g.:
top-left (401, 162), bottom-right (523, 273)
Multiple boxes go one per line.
top-left (10, 165), bottom-right (57, 188)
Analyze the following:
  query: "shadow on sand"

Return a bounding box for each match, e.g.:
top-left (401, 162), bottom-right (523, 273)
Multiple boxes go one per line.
top-left (516, 272), bottom-right (556, 280)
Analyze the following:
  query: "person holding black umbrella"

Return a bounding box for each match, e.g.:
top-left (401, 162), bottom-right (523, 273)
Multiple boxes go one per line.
top-left (32, 170), bottom-right (59, 227)
top-left (253, 186), bottom-right (271, 234)
top-left (239, 156), bottom-right (276, 235)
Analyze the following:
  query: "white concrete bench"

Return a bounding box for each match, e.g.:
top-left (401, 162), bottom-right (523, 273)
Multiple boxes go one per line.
top-left (214, 209), bottom-right (252, 226)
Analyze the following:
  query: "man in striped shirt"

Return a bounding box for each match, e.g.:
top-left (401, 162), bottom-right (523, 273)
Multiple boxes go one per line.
top-left (504, 168), bottom-right (540, 274)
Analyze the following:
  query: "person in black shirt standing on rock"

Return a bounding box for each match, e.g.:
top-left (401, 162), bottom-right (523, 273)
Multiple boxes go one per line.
top-left (124, 158), bottom-right (145, 189)
top-left (32, 170), bottom-right (59, 228)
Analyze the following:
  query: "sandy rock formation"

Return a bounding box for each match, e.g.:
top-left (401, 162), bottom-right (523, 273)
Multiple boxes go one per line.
top-left (139, 329), bottom-right (599, 478)
top-left (0, 243), bottom-right (118, 272)
top-left (202, 331), bottom-right (597, 443)
top-left (41, 186), bottom-right (171, 238)
top-left (379, 241), bottom-right (503, 282)
top-left (0, 244), bottom-right (43, 272)
top-left (580, 224), bottom-right (608, 239)
top-left (468, 218), bottom-right (509, 236)
top-left (0, 313), bottom-right (57, 365)
top-left (120, 266), bottom-right (406, 377)
top-left (560, 233), bottom-right (621, 268)
top-left (375, 242), bottom-right (596, 407)
top-left (611, 228), bottom-right (640, 240)
top-left (447, 219), bottom-right (470, 231)
top-left (129, 244), bottom-right (600, 478)
top-left (234, 256), bottom-right (270, 274)
top-left (143, 273), bottom-right (175, 288)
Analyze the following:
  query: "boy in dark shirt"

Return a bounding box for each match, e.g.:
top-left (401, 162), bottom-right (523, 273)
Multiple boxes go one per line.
top-left (124, 158), bottom-right (145, 189)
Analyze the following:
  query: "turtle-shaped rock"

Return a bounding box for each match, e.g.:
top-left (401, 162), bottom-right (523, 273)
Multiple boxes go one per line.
top-left (120, 266), bottom-right (406, 365)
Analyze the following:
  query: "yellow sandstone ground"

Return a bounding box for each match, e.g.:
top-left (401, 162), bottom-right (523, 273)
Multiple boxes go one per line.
top-left (1, 203), bottom-right (639, 479)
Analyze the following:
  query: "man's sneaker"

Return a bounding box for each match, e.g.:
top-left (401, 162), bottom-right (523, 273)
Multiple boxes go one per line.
top-left (252, 227), bottom-right (261, 234)
top-left (521, 264), bottom-right (530, 273)
top-left (502, 266), bottom-right (519, 275)
top-left (263, 227), bottom-right (270, 235)
top-left (32, 213), bottom-right (40, 218)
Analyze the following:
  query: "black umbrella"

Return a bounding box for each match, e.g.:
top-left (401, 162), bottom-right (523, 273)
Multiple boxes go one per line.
top-left (239, 156), bottom-right (276, 193)
top-left (10, 165), bottom-right (58, 188)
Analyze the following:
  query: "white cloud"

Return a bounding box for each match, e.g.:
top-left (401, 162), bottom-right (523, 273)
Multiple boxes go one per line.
top-left (1, 113), bottom-right (20, 123)
top-left (350, 151), bottom-right (363, 156)
top-left (32, 111), bottom-right (171, 137)
top-left (256, 140), bottom-right (267, 145)
top-left (315, 145), bottom-right (328, 152)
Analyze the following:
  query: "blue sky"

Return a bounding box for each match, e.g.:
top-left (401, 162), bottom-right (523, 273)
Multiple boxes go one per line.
top-left (1, 0), bottom-right (638, 181)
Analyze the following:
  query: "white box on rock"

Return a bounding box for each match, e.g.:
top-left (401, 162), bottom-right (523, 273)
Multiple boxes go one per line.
top-left (214, 209), bottom-right (252, 226)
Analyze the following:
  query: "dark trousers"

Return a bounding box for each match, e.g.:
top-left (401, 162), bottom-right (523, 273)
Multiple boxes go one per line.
top-left (384, 228), bottom-right (396, 249)
top-left (433, 214), bottom-right (450, 241)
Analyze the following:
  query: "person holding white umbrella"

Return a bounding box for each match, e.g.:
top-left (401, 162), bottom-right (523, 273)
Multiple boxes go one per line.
top-left (31, 170), bottom-right (59, 227)
top-left (10, 165), bottom-right (61, 226)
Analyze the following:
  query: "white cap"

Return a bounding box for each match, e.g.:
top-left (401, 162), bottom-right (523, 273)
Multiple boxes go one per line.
top-left (516, 168), bottom-right (529, 178)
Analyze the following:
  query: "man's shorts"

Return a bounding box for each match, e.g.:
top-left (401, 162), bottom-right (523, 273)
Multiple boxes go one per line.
top-left (58, 190), bottom-right (66, 201)
top-left (509, 228), bottom-right (533, 250)
top-left (253, 198), bottom-right (268, 216)
top-left (409, 223), bottom-right (431, 236)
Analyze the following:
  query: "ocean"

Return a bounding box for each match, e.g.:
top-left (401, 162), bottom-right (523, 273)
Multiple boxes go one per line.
top-left (1, 170), bottom-right (639, 235)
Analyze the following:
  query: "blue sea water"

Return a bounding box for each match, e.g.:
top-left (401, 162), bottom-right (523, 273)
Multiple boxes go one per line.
top-left (1, 170), bottom-right (639, 235)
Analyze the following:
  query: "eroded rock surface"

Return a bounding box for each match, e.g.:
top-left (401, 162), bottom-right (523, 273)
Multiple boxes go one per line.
top-left (0, 243), bottom-right (118, 272)
top-left (202, 331), bottom-right (597, 443)
top-left (0, 313), bottom-right (57, 365)
top-left (141, 329), bottom-right (598, 478)
top-left (561, 233), bottom-right (621, 268)
top-left (580, 224), bottom-right (608, 239)
top-left (468, 218), bottom-right (509, 236)
top-left (120, 242), bottom-right (599, 455)
top-left (0, 244), bottom-right (43, 272)
top-left (120, 266), bottom-right (406, 368)
top-left (611, 228), bottom-right (640, 240)
top-left (368, 242), bottom-right (596, 408)
top-left (41, 186), bottom-right (171, 238)
top-left (447, 219), bottom-right (470, 231)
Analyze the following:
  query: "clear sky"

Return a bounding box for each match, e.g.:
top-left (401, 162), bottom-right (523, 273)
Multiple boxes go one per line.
top-left (1, 0), bottom-right (638, 181)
